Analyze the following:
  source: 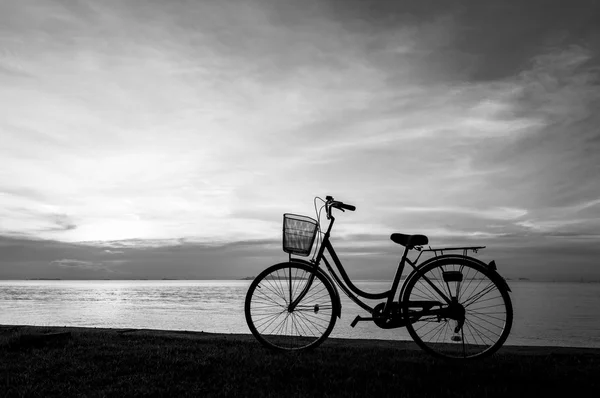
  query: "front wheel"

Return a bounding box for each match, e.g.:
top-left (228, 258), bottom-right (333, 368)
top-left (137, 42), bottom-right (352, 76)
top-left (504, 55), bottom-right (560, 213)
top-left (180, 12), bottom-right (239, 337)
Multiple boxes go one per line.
top-left (402, 258), bottom-right (513, 359)
top-left (245, 262), bottom-right (337, 351)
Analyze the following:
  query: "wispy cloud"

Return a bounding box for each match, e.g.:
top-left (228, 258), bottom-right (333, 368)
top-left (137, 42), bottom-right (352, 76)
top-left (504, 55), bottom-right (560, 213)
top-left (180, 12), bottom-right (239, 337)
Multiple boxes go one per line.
top-left (396, 206), bottom-right (528, 221)
top-left (103, 249), bottom-right (124, 255)
top-left (50, 259), bottom-right (93, 268)
top-left (50, 258), bottom-right (108, 272)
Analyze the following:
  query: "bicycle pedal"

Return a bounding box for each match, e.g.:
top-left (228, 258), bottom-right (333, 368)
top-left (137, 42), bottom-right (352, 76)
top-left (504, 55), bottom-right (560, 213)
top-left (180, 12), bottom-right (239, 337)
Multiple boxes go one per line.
top-left (350, 315), bottom-right (373, 328)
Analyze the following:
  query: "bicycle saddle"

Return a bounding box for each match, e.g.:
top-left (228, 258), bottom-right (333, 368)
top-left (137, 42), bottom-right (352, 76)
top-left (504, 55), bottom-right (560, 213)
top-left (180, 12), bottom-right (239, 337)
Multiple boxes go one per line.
top-left (390, 233), bottom-right (428, 248)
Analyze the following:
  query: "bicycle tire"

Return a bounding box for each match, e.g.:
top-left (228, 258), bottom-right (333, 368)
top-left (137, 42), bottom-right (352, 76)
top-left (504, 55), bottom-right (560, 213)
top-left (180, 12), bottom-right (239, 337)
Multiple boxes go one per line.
top-left (402, 257), bottom-right (513, 359)
top-left (245, 262), bottom-right (337, 351)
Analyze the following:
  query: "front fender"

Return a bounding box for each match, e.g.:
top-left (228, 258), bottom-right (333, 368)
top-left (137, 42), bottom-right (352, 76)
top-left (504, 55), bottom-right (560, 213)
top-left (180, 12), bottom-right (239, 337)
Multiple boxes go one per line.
top-left (284, 259), bottom-right (342, 319)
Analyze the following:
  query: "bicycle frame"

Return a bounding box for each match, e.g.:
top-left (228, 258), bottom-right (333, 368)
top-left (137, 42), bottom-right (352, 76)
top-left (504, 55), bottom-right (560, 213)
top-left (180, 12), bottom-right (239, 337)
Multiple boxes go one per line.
top-left (289, 214), bottom-right (467, 320)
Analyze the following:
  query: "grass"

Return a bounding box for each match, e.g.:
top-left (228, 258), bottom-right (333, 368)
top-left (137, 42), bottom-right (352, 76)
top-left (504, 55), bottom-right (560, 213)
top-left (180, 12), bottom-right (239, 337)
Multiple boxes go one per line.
top-left (1, 325), bottom-right (599, 397)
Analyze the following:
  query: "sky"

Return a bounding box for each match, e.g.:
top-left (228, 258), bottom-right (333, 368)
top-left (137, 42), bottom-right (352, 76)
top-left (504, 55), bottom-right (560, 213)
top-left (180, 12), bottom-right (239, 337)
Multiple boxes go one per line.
top-left (1, 0), bottom-right (599, 281)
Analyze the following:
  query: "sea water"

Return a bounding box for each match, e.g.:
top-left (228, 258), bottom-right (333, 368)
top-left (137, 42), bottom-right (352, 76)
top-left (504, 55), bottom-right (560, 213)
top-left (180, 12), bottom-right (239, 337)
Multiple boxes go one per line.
top-left (1, 280), bottom-right (599, 348)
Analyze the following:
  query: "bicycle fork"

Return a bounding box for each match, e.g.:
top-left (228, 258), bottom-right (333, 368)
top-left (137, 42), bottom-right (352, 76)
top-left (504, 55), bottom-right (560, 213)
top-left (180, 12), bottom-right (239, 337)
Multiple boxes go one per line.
top-left (287, 269), bottom-right (318, 313)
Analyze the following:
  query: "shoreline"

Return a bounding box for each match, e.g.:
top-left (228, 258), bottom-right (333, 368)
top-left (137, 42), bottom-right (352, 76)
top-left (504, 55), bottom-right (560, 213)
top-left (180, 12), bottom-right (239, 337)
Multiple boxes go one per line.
top-left (3, 324), bottom-right (600, 356)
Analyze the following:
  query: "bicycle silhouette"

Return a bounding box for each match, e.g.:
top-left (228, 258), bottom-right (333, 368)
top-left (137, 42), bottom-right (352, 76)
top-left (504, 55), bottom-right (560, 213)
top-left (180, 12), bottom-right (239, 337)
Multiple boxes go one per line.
top-left (245, 196), bottom-right (513, 359)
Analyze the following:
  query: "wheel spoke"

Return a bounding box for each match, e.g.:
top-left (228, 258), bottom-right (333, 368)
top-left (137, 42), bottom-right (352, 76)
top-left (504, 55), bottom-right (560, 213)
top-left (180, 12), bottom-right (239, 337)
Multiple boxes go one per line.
top-left (462, 283), bottom-right (497, 308)
top-left (263, 277), bottom-right (287, 304)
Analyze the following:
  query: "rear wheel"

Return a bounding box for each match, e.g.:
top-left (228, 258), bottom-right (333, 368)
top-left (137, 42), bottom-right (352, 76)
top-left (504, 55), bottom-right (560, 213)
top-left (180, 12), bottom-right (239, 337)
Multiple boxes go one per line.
top-left (402, 258), bottom-right (513, 359)
top-left (245, 262), bottom-right (337, 351)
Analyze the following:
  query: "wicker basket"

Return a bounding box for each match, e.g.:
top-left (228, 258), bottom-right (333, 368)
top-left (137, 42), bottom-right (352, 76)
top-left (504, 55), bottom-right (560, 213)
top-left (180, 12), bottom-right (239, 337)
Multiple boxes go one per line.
top-left (282, 213), bottom-right (319, 256)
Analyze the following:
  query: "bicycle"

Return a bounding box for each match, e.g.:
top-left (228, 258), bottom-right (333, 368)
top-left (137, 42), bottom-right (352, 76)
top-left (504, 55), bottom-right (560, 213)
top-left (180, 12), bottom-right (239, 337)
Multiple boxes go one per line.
top-left (244, 196), bottom-right (513, 359)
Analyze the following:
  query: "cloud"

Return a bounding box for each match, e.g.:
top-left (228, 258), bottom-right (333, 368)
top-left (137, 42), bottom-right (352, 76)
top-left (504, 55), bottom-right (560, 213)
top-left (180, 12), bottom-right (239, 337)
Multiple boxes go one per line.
top-left (48, 214), bottom-right (77, 232)
top-left (516, 218), bottom-right (600, 237)
top-left (49, 257), bottom-right (128, 273)
top-left (50, 259), bottom-right (99, 269)
top-left (0, 191), bottom-right (77, 235)
top-left (396, 206), bottom-right (528, 221)
top-left (516, 45), bottom-right (600, 124)
top-left (80, 238), bottom-right (186, 249)
top-left (0, 63), bottom-right (32, 78)
top-left (103, 249), bottom-right (124, 254)
top-left (570, 198), bottom-right (600, 212)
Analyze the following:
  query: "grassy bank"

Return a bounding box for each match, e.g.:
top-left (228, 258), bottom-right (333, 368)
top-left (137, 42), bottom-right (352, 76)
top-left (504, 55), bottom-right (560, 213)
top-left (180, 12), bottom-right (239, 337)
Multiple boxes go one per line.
top-left (1, 325), bottom-right (598, 397)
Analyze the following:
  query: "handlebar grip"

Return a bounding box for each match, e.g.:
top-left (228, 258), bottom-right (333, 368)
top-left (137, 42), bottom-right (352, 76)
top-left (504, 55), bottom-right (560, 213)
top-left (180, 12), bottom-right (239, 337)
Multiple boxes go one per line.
top-left (340, 203), bottom-right (356, 211)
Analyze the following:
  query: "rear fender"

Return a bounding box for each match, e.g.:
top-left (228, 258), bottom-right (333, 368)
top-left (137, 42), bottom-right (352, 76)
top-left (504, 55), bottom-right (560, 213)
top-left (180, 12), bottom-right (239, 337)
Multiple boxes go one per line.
top-left (284, 259), bottom-right (342, 318)
top-left (400, 254), bottom-right (511, 300)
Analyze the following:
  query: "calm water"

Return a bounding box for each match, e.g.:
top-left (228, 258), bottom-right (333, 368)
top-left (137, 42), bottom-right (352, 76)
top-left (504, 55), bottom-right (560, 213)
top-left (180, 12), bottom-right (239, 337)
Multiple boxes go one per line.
top-left (1, 280), bottom-right (599, 348)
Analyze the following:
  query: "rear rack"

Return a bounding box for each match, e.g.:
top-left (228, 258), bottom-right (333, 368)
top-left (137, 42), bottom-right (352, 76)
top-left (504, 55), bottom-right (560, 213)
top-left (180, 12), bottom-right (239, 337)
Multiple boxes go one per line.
top-left (415, 246), bottom-right (486, 256)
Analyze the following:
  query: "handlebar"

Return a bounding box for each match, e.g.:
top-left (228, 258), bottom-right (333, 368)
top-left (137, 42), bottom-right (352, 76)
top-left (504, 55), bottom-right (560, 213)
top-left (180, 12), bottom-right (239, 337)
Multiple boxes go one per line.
top-left (324, 195), bottom-right (356, 219)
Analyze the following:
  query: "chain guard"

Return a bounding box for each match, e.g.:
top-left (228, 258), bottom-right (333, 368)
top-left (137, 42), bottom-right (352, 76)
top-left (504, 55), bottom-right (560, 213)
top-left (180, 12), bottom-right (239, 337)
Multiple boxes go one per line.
top-left (373, 302), bottom-right (406, 329)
